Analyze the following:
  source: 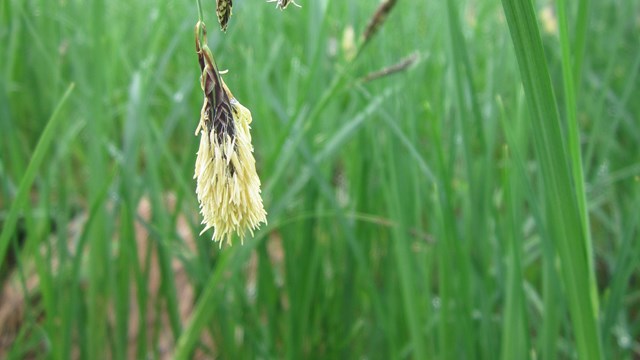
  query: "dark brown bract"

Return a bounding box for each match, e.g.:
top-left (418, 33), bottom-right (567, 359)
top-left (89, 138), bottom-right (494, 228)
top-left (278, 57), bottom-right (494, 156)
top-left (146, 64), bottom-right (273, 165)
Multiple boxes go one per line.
top-left (195, 22), bottom-right (235, 145)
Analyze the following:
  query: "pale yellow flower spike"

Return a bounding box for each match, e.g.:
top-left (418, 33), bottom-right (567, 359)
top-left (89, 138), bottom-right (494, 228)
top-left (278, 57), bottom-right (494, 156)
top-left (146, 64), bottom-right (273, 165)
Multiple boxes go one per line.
top-left (194, 22), bottom-right (267, 246)
top-left (194, 84), bottom-right (267, 246)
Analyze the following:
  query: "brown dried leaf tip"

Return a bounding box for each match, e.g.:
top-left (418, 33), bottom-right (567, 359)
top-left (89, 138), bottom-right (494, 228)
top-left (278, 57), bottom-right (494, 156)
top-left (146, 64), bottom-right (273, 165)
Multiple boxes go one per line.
top-left (216, 0), bottom-right (233, 31)
top-left (194, 22), bottom-right (267, 246)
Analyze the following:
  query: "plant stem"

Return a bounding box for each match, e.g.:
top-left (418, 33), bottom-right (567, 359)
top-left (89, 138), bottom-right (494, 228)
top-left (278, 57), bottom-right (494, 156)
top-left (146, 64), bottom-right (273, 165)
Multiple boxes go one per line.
top-left (195, 0), bottom-right (204, 22)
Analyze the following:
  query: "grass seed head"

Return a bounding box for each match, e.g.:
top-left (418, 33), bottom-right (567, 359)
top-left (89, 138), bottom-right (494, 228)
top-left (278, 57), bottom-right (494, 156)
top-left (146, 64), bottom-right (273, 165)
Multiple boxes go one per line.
top-left (361, 0), bottom-right (398, 48)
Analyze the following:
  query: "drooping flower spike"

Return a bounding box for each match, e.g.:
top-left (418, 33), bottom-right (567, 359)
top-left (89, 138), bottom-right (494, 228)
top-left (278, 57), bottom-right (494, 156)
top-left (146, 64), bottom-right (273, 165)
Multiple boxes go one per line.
top-left (194, 22), bottom-right (267, 246)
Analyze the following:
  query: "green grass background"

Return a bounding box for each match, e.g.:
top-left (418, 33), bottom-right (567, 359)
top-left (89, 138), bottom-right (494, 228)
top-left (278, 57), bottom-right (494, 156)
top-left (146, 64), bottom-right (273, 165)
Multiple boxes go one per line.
top-left (1, 0), bottom-right (639, 358)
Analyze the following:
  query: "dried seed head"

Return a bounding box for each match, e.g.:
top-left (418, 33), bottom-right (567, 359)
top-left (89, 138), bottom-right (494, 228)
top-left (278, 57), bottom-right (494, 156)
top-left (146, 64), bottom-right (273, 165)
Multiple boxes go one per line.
top-left (266, 0), bottom-right (301, 10)
top-left (216, 0), bottom-right (233, 31)
top-left (361, 0), bottom-right (398, 47)
top-left (360, 51), bottom-right (419, 82)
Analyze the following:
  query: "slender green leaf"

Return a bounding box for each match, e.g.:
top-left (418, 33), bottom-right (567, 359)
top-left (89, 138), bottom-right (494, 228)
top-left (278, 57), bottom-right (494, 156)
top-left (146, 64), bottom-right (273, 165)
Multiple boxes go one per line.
top-left (0, 83), bottom-right (74, 271)
top-left (500, 0), bottom-right (602, 358)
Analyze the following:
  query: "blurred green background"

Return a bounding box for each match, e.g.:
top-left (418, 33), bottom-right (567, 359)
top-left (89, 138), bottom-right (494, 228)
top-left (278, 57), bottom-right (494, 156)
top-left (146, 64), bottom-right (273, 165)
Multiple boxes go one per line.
top-left (1, 0), bottom-right (639, 358)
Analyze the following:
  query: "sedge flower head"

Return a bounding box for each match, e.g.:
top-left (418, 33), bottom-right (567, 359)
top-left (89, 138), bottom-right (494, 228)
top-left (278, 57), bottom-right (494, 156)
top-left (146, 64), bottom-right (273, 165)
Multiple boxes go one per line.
top-left (194, 23), bottom-right (266, 246)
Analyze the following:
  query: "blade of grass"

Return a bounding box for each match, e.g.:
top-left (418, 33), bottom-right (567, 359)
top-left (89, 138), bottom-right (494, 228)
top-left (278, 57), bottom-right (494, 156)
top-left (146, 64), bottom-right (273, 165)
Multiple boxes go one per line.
top-left (68, 170), bottom-right (117, 359)
top-left (445, 2), bottom-right (493, 355)
top-left (572, 0), bottom-right (590, 88)
top-left (173, 248), bottom-right (234, 359)
top-left (384, 140), bottom-right (426, 359)
top-left (601, 186), bottom-right (640, 356)
top-left (0, 83), bottom-right (74, 271)
top-left (498, 97), bottom-right (531, 359)
top-left (499, 144), bottom-right (530, 360)
top-left (427, 95), bottom-right (460, 359)
top-left (556, 0), bottom-right (598, 317)
top-left (500, 1), bottom-right (602, 358)
top-left (499, 93), bottom-right (561, 359)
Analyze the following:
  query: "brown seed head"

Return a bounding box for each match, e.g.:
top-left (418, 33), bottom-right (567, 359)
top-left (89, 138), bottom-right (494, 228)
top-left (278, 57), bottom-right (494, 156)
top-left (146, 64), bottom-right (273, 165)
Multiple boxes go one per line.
top-left (362, 0), bottom-right (398, 47)
top-left (216, 0), bottom-right (233, 31)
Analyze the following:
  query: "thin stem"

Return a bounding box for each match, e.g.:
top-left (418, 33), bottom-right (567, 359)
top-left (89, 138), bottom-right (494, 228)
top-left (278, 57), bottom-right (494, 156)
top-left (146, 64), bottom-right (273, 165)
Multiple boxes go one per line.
top-left (195, 0), bottom-right (204, 22)
top-left (194, 0), bottom-right (206, 55)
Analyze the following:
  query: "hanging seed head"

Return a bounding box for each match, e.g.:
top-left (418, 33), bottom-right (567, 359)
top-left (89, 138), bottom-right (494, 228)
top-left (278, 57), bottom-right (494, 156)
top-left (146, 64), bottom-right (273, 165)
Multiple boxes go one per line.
top-left (194, 22), bottom-right (267, 246)
top-left (216, 0), bottom-right (233, 31)
top-left (266, 0), bottom-right (301, 10)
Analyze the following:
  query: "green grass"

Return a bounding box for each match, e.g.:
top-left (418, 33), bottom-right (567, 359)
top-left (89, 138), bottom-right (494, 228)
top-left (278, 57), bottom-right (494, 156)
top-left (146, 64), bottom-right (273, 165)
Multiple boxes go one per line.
top-left (1, 0), bottom-right (639, 358)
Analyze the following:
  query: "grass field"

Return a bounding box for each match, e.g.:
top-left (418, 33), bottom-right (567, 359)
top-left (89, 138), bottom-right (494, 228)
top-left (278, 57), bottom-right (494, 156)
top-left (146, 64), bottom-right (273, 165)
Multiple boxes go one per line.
top-left (1, 0), bottom-right (639, 358)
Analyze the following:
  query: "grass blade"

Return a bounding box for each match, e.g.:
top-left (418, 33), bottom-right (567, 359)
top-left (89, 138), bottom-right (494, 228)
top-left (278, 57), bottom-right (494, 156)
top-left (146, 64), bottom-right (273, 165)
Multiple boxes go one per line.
top-left (173, 249), bottom-right (233, 359)
top-left (557, 0), bottom-right (598, 317)
top-left (500, 1), bottom-right (602, 358)
top-left (0, 83), bottom-right (74, 271)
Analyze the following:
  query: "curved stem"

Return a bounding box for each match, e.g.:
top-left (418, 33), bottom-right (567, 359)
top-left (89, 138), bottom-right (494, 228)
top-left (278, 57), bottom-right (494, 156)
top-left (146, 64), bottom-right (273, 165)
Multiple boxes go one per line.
top-left (194, 0), bottom-right (206, 51)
